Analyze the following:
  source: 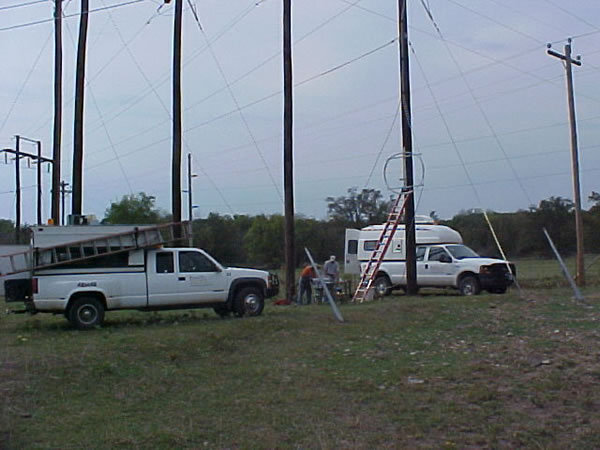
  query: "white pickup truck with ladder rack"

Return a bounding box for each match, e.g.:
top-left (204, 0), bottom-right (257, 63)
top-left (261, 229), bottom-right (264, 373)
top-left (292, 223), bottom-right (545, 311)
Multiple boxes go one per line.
top-left (1, 222), bottom-right (279, 329)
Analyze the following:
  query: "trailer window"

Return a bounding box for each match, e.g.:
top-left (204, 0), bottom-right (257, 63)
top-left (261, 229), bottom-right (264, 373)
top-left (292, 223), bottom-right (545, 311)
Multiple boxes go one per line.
top-left (156, 252), bottom-right (174, 273)
top-left (347, 240), bottom-right (358, 255)
top-left (363, 240), bottom-right (377, 252)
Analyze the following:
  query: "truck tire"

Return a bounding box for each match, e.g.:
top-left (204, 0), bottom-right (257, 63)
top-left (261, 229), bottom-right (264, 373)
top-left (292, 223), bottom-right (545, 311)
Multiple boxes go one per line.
top-left (458, 275), bottom-right (480, 296)
top-left (68, 296), bottom-right (105, 329)
top-left (234, 287), bottom-right (264, 317)
top-left (374, 275), bottom-right (392, 297)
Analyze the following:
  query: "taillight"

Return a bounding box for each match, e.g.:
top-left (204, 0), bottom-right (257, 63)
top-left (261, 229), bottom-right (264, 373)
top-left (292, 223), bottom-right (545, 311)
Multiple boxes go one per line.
top-left (32, 278), bottom-right (38, 294)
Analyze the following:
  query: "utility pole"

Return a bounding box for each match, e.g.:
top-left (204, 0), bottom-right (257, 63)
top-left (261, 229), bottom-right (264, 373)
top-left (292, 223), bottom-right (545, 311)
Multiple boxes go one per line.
top-left (171, 0), bottom-right (183, 224)
top-left (72, 0), bottom-right (89, 216)
top-left (60, 181), bottom-right (72, 226)
top-left (398, 0), bottom-right (417, 295)
top-left (186, 153), bottom-right (197, 247)
top-left (2, 137), bottom-right (52, 237)
top-left (283, 0), bottom-right (296, 302)
top-left (36, 140), bottom-right (42, 224)
top-left (15, 136), bottom-right (21, 242)
top-left (547, 39), bottom-right (585, 286)
top-left (51, 0), bottom-right (62, 225)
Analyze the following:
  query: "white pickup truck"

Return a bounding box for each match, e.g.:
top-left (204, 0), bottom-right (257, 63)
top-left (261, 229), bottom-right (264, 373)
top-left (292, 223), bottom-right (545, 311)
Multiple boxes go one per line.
top-left (2, 224), bottom-right (279, 329)
top-left (371, 243), bottom-right (515, 296)
top-left (345, 222), bottom-right (515, 296)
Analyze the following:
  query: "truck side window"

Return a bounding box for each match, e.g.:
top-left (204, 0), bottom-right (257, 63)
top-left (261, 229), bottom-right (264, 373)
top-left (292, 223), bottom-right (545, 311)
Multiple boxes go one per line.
top-left (428, 247), bottom-right (450, 262)
top-left (179, 251), bottom-right (217, 273)
top-left (156, 252), bottom-right (174, 273)
top-left (416, 246), bottom-right (426, 261)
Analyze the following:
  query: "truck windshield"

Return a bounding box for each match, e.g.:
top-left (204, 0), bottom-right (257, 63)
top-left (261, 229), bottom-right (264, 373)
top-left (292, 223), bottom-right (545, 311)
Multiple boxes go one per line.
top-left (446, 245), bottom-right (479, 259)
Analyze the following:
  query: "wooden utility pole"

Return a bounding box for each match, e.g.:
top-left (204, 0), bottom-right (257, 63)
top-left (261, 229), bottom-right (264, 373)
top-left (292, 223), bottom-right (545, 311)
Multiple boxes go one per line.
top-left (15, 136), bottom-right (21, 242)
top-left (72, 0), bottom-right (89, 216)
top-left (398, 0), bottom-right (417, 294)
top-left (51, 0), bottom-right (62, 225)
top-left (283, 0), bottom-right (296, 302)
top-left (187, 153), bottom-right (193, 222)
top-left (60, 181), bottom-right (72, 225)
top-left (171, 0), bottom-right (183, 224)
top-left (36, 140), bottom-right (42, 224)
top-left (547, 39), bottom-right (585, 286)
top-left (187, 153), bottom-right (195, 247)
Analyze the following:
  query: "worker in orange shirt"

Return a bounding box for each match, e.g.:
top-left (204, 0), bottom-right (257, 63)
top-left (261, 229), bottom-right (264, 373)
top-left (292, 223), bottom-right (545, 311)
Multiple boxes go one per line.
top-left (298, 262), bottom-right (316, 305)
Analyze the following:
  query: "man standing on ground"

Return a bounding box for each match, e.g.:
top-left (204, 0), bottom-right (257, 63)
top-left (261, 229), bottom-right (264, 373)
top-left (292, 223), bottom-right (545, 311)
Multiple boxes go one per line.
top-left (324, 255), bottom-right (339, 283)
top-left (298, 262), bottom-right (316, 305)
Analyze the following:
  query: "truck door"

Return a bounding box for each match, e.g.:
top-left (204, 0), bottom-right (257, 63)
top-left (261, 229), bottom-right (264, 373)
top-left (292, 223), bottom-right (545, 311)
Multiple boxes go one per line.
top-left (147, 250), bottom-right (182, 306)
top-left (176, 250), bottom-right (227, 303)
top-left (344, 229), bottom-right (360, 275)
top-left (421, 246), bottom-right (456, 286)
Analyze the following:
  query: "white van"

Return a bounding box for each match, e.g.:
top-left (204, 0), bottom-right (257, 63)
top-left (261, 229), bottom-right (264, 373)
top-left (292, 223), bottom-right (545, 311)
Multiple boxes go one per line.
top-left (344, 222), bottom-right (515, 296)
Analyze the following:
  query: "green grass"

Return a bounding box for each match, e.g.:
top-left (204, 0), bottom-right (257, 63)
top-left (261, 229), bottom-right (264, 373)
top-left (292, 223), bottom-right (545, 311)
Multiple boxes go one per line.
top-left (2, 258), bottom-right (600, 448)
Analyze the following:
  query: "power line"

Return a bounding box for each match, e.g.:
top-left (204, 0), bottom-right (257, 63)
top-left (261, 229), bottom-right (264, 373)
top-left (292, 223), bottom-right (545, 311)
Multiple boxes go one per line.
top-left (444, 0), bottom-right (545, 45)
top-left (187, 0), bottom-right (282, 201)
top-left (0, 30), bottom-right (52, 135)
top-left (0, 0), bottom-right (147, 33)
top-left (542, 0), bottom-right (600, 32)
top-left (0, 0), bottom-right (48, 12)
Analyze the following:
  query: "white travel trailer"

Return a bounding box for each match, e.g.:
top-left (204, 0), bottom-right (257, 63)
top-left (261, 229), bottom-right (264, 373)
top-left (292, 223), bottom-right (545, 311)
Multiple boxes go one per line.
top-left (344, 221), bottom-right (515, 296)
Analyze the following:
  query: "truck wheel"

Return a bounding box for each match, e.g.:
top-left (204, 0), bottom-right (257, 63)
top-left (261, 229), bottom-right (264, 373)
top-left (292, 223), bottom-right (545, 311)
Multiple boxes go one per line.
top-left (234, 287), bottom-right (264, 317)
top-left (374, 275), bottom-right (392, 296)
top-left (458, 275), bottom-right (480, 296)
top-left (68, 297), bottom-right (105, 329)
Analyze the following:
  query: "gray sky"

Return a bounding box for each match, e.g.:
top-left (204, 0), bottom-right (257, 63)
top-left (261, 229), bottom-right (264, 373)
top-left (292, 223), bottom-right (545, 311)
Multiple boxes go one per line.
top-left (0, 0), bottom-right (599, 224)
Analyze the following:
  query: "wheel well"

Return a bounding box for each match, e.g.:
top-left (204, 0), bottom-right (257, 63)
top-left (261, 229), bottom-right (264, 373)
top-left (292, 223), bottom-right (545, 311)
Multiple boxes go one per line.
top-left (67, 292), bottom-right (107, 313)
top-left (231, 281), bottom-right (264, 302)
top-left (375, 271), bottom-right (391, 281)
top-left (457, 271), bottom-right (479, 284)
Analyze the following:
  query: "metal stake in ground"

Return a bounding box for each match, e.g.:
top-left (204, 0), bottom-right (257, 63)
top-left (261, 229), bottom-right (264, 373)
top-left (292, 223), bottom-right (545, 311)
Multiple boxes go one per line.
top-left (543, 228), bottom-right (584, 303)
top-left (304, 248), bottom-right (344, 323)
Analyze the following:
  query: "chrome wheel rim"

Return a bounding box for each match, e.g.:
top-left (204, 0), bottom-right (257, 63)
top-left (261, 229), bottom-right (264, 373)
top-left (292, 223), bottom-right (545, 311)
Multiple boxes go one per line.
top-left (77, 304), bottom-right (98, 325)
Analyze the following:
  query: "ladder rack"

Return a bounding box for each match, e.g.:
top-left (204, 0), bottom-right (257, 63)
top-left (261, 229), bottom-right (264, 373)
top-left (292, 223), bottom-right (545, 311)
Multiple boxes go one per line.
top-left (352, 192), bottom-right (411, 303)
top-left (0, 222), bottom-right (191, 276)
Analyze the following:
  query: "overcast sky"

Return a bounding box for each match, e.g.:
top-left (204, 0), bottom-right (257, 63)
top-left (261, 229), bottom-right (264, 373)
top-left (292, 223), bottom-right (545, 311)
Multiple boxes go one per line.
top-left (0, 0), bottom-right (599, 224)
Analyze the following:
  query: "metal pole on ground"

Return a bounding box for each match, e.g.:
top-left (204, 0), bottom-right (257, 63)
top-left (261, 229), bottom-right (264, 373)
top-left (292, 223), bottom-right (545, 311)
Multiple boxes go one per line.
top-left (543, 228), bottom-right (584, 303)
top-left (305, 248), bottom-right (344, 323)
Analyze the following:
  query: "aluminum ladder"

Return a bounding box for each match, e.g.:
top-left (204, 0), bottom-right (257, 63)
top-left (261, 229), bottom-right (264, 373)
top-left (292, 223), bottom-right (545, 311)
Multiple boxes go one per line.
top-left (352, 193), bottom-right (410, 303)
top-left (0, 222), bottom-right (191, 276)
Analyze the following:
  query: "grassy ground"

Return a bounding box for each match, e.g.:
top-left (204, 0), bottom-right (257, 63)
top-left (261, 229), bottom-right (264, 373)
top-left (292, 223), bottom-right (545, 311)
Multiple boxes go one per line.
top-left (2, 261), bottom-right (600, 448)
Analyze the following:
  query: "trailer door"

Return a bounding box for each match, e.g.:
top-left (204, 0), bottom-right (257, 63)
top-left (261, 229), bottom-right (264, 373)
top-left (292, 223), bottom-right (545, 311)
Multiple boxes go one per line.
top-left (344, 229), bottom-right (360, 275)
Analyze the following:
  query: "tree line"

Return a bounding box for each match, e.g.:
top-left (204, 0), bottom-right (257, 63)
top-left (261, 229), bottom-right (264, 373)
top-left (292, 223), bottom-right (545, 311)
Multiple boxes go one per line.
top-left (1, 189), bottom-right (599, 268)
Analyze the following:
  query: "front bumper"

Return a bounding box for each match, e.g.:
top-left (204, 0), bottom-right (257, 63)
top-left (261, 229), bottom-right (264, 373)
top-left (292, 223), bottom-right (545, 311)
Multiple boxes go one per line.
top-left (479, 264), bottom-right (516, 290)
top-left (266, 273), bottom-right (280, 298)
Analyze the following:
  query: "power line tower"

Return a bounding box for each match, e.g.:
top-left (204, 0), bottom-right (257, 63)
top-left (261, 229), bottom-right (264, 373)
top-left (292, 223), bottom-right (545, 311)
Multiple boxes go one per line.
top-left (547, 39), bottom-right (584, 286)
top-left (2, 136), bottom-right (53, 240)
